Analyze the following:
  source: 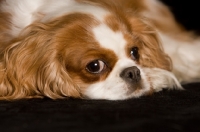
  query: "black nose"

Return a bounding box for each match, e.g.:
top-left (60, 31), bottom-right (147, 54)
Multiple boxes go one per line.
top-left (120, 66), bottom-right (141, 84)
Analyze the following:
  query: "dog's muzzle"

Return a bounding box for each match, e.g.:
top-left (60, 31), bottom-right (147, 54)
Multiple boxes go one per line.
top-left (120, 66), bottom-right (141, 85)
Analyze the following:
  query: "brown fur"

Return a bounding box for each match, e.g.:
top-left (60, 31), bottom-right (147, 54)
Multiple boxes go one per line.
top-left (0, 7), bottom-right (13, 53)
top-left (0, 13), bottom-right (93, 100)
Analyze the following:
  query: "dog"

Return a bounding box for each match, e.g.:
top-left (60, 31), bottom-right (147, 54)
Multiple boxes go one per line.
top-left (0, 0), bottom-right (199, 100)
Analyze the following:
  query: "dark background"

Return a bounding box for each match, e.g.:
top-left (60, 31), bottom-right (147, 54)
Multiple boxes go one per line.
top-left (1, 1), bottom-right (200, 132)
top-left (161, 0), bottom-right (200, 33)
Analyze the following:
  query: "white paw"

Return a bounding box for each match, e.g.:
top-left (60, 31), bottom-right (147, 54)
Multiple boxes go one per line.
top-left (144, 68), bottom-right (184, 92)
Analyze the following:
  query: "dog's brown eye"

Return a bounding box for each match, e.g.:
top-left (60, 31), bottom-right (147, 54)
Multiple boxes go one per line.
top-left (86, 60), bottom-right (106, 74)
top-left (131, 47), bottom-right (139, 60)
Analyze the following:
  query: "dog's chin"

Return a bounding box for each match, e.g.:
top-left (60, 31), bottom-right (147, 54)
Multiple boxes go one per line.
top-left (83, 82), bottom-right (150, 100)
top-left (81, 68), bottom-right (183, 100)
top-left (82, 75), bottom-right (151, 100)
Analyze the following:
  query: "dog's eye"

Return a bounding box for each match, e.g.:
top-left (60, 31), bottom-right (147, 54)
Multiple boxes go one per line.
top-left (130, 47), bottom-right (139, 60)
top-left (86, 60), bottom-right (106, 74)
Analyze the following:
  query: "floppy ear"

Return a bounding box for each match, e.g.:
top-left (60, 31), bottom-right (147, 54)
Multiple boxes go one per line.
top-left (0, 23), bottom-right (81, 100)
top-left (139, 29), bottom-right (172, 71)
top-left (130, 18), bottom-right (171, 71)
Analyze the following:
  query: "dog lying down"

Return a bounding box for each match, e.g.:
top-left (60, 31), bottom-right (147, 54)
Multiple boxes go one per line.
top-left (0, 0), bottom-right (199, 100)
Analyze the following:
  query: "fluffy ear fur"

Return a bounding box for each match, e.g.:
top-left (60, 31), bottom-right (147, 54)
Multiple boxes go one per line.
top-left (0, 11), bottom-right (13, 51)
top-left (129, 17), bottom-right (171, 71)
top-left (0, 23), bottom-right (81, 100)
top-left (139, 29), bottom-right (172, 71)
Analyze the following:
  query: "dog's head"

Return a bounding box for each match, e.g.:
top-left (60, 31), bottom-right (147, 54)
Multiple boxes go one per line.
top-left (0, 0), bottom-right (182, 100)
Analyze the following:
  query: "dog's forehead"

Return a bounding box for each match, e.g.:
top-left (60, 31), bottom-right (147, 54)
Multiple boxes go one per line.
top-left (92, 23), bottom-right (128, 58)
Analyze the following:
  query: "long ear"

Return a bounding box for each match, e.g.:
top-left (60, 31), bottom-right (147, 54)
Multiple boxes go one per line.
top-left (139, 29), bottom-right (172, 71)
top-left (0, 11), bottom-right (13, 52)
top-left (130, 18), bottom-right (172, 71)
top-left (0, 23), bottom-right (81, 100)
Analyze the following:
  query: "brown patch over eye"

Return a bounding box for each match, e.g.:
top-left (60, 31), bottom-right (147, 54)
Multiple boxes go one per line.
top-left (53, 13), bottom-right (118, 86)
top-left (64, 48), bottom-right (118, 84)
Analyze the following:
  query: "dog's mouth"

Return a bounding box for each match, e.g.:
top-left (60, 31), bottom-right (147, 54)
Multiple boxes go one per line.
top-left (125, 81), bottom-right (143, 95)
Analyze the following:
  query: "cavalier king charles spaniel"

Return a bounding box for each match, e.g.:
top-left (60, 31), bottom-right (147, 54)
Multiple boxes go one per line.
top-left (0, 0), bottom-right (199, 100)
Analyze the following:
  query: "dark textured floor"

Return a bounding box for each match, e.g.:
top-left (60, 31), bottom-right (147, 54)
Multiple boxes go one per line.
top-left (0, 83), bottom-right (200, 132)
top-left (1, 1), bottom-right (200, 132)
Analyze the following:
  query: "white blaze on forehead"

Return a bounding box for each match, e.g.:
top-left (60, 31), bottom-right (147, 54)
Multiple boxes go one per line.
top-left (92, 24), bottom-right (127, 58)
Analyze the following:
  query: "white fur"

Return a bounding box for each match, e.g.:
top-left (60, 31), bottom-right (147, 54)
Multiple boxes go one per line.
top-left (160, 33), bottom-right (200, 83)
top-left (1, 0), bottom-right (109, 37)
top-left (39, 0), bottom-right (109, 23)
top-left (142, 0), bottom-right (170, 26)
top-left (92, 24), bottom-right (127, 56)
top-left (1, 0), bottom-right (43, 36)
top-left (144, 68), bottom-right (183, 92)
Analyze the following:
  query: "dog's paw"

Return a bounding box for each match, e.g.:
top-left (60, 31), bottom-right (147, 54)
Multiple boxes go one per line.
top-left (144, 68), bottom-right (184, 92)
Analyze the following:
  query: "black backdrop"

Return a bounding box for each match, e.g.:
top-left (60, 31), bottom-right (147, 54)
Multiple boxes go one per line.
top-left (161, 0), bottom-right (200, 32)
top-left (1, 1), bottom-right (200, 132)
